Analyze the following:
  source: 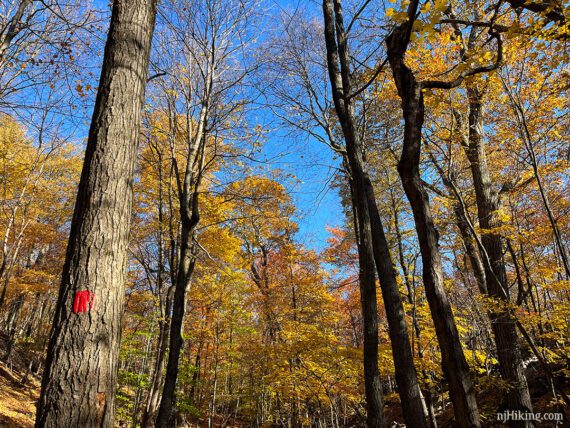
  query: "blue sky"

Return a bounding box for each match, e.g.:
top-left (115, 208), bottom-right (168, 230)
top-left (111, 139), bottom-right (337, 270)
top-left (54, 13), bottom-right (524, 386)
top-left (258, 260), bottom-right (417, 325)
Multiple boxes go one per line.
top-left (256, 0), bottom-right (344, 251)
top-left (25, 0), bottom-right (345, 252)
top-left (257, 125), bottom-right (343, 251)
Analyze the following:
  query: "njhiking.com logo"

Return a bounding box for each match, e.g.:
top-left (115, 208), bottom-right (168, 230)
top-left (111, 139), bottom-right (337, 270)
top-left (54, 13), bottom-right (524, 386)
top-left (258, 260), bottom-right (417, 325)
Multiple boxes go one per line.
top-left (497, 410), bottom-right (564, 424)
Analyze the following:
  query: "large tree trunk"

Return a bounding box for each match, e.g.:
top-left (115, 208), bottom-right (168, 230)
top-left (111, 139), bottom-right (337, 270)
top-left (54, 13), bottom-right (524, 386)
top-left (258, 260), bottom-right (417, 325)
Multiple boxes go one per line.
top-left (463, 86), bottom-right (533, 424)
top-left (322, 1), bottom-right (425, 426)
top-left (386, 23), bottom-right (481, 428)
top-left (391, 194), bottom-right (439, 428)
top-left (365, 177), bottom-right (426, 427)
top-left (35, 1), bottom-right (157, 426)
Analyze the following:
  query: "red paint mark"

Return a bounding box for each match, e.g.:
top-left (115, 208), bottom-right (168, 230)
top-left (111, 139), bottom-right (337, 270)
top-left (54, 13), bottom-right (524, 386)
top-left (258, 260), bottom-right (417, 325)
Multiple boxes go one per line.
top-left (73, 290), bottom-right (94, 314)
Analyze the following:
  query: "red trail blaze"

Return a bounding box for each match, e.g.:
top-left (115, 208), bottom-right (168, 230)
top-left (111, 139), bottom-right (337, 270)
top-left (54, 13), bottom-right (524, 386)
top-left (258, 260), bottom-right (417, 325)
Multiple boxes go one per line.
top-left (73, 290), bottom-right (94, 314)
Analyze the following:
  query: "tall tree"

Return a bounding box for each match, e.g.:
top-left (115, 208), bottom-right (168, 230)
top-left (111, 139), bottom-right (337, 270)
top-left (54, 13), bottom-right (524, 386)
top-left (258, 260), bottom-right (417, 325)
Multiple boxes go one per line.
top-left (322, 1), bottom-right (425, 427)
top-left (460, 82), bottom-right (534, 422)
top-left (384, 0), bottom-right (505, 425)
top-left (430, 9), bottom-right (539, 421)
top-left (35, 1), bottom-right (157, 426)
top-left (134, 112), bottom-right (179, 428)
top-left (154, 0), bottom-right (258, 424)
top-left (261, 4), bottom-right (426, 425)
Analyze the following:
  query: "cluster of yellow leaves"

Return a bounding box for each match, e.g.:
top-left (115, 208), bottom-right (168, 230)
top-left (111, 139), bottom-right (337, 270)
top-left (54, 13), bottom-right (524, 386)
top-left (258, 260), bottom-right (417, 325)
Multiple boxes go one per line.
top-left (0, 114), bottom-right (81, 299)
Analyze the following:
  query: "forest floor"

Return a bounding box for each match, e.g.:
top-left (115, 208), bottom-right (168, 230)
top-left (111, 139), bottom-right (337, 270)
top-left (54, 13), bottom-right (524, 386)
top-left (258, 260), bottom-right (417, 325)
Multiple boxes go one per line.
top-left (0, 362), bottom-right (38, 428)
top-left (0, 333), bottom-right (41, 428)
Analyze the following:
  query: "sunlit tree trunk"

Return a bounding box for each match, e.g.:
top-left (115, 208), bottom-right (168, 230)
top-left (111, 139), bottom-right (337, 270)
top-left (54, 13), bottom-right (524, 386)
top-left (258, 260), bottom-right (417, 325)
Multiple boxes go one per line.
top-left (462, 85), bottom-right (533, 423)
top-left (35, 1), bottom-right (157, 426)
top-left (155, 98), bottom-right (209, 428)
top-left (386, 15), bottom-right (480, 428)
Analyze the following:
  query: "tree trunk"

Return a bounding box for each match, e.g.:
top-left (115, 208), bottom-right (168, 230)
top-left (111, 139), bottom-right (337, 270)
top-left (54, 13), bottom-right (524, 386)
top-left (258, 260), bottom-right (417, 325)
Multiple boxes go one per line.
top-left (322, 1), bottom-right (426, 426)
top-left (462, 86), bottom-right (533, 423)
top-left (392, 192), bottom-right (440, 428)
top-left (155, 227), bottom-right (198, 427)
top-left (452, 203), bottom-right (487, 295)
top-left (142, 312), bottom-right (171, 428)
top-left (386, 22), bottom-right (481, 428)
top-left (0, 0), bottom-right (33, 66)
top-left (0, 226), bottom-right (25, 308)
top-left (155, 71), bottom-right (209, 426)
top-left (190, 337), bottom-right (205, 403)
top-left (365, 177), bottom-right (426, 428)
top-left (428, 154), bottom-right (487, 296)
top-left (348, 179), bottom-right (386, 428)
top-left (3, 293), bottom-right (24, 361)
top-left (35, 1), bottom-right (157, 426)
top-left (142, 150), bottom-right (173, 428)
top-left (132, 334), bottom-right (153, 428)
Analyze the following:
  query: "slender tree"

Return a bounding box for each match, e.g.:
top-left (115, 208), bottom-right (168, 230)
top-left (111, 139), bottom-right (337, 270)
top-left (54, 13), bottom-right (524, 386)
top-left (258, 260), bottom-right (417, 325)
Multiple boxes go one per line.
top-left (35, 1), bottom-right (157, 426)
top-left (436, 13), bottom-right (536, 420)
top-left (322, 1), bottom-right (426, 426)
top-left (154, 1), bottom-right (258, 424)
top-left (262, 5), bottom-right (426, 425)
top-left (384, 0), bottom-right (504, 425)
top-left (460, 83), bottom-right (534, 422)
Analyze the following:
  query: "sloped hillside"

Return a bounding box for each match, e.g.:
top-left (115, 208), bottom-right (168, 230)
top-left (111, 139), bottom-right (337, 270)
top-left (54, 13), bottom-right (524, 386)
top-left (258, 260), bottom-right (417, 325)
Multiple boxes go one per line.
top-left (0, 362), bottom-right (38, 428)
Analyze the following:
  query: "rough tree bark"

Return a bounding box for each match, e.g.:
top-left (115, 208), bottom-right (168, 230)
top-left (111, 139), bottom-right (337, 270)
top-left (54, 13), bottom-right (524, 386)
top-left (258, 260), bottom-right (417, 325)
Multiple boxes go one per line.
top-left (366, 180), bottom-right (426, 428)
top-left (322, 1), bottom-right (425, 427)
top-left (347, 180), bottom-right (386, 428)
top-left (35, 1), bottom-right (157, 426)
top-left (386, 7), bottom-right (481, 427)
top-left (462, 85), bottom-right (533, 424)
